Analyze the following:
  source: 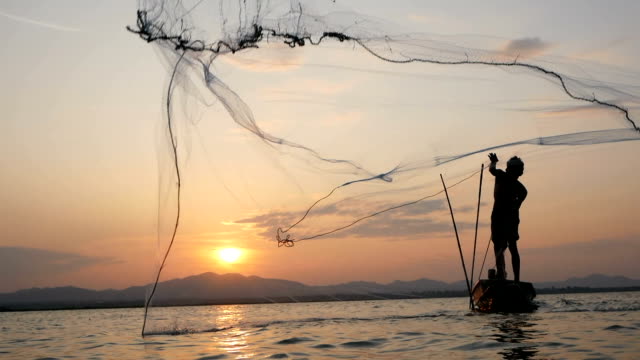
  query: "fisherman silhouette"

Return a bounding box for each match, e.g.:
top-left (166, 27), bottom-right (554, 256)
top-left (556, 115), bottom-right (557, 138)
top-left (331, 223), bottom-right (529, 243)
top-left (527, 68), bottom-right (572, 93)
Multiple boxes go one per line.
top-left (488, 153), bottom-right (527, 282)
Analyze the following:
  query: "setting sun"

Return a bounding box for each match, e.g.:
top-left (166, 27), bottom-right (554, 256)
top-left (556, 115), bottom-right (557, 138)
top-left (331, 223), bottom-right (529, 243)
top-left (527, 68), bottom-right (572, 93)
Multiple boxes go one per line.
top-left (218, 248), bottom-right (242, 263)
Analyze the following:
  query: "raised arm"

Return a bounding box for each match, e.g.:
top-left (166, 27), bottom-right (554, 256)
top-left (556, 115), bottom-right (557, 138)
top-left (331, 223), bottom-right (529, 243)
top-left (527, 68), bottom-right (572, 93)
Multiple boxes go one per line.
top-left (488, 153), bottom-right (499, 176)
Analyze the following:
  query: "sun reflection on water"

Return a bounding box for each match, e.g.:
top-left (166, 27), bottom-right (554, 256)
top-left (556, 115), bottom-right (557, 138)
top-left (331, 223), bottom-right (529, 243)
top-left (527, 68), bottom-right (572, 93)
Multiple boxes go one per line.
top-left (210, 305), bottom-right (257, 358)
top-left (214, 305), bottom-right (245, 329)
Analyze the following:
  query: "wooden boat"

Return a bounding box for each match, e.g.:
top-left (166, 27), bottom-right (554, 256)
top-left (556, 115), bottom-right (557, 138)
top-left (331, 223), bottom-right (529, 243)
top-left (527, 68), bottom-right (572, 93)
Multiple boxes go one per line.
top-left (439, 170), bottom-right (537, 314)
top-left (472, 279), bottom-right (538, 313)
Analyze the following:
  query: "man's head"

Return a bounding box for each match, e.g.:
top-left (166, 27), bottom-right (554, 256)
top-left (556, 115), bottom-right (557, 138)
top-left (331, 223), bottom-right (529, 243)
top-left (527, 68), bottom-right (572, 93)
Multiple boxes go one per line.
top-left (506, 156), bottom-right (524, 177)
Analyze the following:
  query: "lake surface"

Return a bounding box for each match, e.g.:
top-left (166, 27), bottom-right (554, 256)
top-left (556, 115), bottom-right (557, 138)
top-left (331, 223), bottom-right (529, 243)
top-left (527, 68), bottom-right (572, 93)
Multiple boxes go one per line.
top-left (1, 292), bottom-right (639, 359)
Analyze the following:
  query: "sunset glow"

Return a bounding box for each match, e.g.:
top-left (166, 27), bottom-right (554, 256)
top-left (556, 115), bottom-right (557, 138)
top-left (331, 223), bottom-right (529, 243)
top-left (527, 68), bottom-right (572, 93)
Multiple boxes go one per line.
top-left (0, 1), bottom-right (639, 296)
top-left (218, 248), bottom-right (242, 264)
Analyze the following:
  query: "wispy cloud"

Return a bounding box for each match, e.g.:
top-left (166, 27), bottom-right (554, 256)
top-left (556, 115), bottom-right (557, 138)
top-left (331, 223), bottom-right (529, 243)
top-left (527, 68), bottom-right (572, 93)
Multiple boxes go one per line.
top-left (499, 37), bottom-right (551, 59)
top-left (538, 104), bottom-right (607, 118)
top-left (0, 247), bottom-right (118, 292)
top-left (235, 198), bottom-right (479, 241)
top-left (527, 238), bottom-right (637, 253)
top-left (0, 8), bottom-right (80, 32)
top-left (510, 103), bottom-right (610, 119)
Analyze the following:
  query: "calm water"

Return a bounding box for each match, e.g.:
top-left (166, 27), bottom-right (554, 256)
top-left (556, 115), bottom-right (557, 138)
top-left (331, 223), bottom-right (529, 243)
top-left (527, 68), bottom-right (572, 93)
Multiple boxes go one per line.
top-left (1, 292), bottom-right (639, 359)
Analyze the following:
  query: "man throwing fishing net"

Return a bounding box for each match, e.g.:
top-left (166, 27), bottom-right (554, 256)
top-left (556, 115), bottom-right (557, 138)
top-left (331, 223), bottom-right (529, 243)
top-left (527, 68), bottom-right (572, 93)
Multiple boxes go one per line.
top-left (488, 153), bottom-right (527, 282)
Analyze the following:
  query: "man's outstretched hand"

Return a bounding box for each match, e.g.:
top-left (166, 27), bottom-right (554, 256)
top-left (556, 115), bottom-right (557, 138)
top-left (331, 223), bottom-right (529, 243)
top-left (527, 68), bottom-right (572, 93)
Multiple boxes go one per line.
top-left (488, 153), bottom-right (499, 163)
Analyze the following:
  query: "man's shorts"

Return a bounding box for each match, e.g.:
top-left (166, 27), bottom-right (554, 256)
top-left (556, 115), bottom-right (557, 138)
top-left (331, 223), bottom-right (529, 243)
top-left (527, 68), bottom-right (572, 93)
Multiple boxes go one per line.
top-left (491, 213), bottom-right (520, 247)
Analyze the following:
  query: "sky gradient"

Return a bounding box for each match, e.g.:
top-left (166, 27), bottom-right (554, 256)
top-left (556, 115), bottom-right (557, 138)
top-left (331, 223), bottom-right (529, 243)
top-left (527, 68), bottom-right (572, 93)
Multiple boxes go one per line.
top-left (1, 1), bottom-right (639, 293)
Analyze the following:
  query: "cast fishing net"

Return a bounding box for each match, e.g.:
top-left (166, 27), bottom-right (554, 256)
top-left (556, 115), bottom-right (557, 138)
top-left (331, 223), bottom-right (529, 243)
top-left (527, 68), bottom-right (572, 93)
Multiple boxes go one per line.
top-left (128, 0), bottom-right (640, 336)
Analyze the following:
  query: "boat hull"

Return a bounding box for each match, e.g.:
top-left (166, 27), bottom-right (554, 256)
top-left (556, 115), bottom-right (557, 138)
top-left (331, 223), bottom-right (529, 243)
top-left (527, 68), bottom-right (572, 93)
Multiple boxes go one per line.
top-left (472, 279), bottom-right (537, 313)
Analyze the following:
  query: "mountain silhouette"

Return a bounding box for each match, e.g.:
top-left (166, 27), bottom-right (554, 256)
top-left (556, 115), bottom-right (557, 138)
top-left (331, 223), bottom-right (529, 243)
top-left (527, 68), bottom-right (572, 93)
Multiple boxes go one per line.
top-left (1, 272), bottom-right (637, 311)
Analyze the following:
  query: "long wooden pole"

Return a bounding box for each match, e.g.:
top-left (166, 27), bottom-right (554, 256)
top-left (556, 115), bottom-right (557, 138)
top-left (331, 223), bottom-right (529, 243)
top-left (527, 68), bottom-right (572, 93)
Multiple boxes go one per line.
top-left (440, 174), bottom-right (474, 309)
top-left (470, 163), bottom-right (484, 300)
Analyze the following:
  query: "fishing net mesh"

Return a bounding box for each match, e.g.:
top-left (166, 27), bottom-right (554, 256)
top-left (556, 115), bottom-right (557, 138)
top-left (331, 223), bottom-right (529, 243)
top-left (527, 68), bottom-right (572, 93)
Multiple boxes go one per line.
top-left (127, 0), bottom-right (640, 335)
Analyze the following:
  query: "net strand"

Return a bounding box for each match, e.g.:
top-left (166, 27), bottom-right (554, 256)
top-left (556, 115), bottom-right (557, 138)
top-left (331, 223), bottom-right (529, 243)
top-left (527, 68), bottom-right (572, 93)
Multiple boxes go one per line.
top-left (127, 2), bottom-right (640, 335)
top-left (355, 40), bottom-right (639, 132)
top-left (127, 9), bottom-right (640, 133)
top-left (277, 166), bottom-right (485, 246)
top-left (141, 51), bottom-right (186, 337)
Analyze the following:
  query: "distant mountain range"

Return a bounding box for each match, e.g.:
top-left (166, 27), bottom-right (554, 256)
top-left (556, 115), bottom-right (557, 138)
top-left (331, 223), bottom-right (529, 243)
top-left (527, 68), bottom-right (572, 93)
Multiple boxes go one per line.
top-left (535, 274), bottom-right (640, 289)
top-left (1, 272), bottom-right (638, 311)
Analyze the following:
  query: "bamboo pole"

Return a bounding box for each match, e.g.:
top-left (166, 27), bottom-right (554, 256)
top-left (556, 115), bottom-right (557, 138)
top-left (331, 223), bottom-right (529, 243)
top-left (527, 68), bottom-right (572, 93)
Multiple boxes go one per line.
top-left (440, 174), bottom-right (474, 309)
top-left (470, 163), bottom-right (484, 304)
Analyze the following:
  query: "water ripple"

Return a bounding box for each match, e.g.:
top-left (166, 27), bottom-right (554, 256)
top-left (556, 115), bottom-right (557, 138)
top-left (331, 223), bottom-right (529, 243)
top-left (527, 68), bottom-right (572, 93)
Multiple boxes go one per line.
top-left (276, 337), bottom-right (313, 345)
top-left (341, 338), bottom-right (387, 348)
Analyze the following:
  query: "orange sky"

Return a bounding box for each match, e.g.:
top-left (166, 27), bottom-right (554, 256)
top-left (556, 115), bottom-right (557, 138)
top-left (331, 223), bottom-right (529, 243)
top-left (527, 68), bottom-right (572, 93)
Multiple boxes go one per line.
top-left (0, 1), bottom-right (639, 293)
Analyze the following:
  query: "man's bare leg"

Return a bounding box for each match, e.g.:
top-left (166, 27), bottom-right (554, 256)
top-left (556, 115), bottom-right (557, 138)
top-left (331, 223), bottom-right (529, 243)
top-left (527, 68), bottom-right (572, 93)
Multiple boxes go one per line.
top-left (493, 242), bottom-right (507, 280)
top-left (509, 241), bottom-right (520, 282)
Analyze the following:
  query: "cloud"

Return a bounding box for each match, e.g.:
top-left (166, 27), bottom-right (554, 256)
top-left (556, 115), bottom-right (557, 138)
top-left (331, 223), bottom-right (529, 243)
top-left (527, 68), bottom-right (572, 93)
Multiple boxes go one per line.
top-left (340, 212), bottom-right (474, 239)
top-left (234, 198), bottom-right (479, 241)
top-left (510, 103), bottom-right (616, 119)
top-left (538, 104), bottom-right (608, 118)
top-left (500, 37), bottom-right (551, 59)
top-left (0, 9), bottom-right (80, 32)
top-left (389, 199), bottom-right (445, 216)
top-left (0, 247), bottom-right (118, 292)
top-left (527, 237), bottom-right (639, 253)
